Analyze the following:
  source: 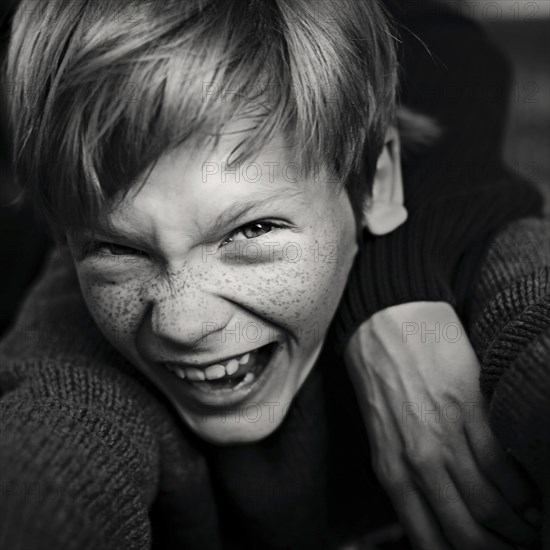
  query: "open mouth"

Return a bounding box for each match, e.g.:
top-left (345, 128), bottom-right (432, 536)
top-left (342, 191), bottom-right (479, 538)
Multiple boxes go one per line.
top-left (161, 342), bottom-right (277, 393)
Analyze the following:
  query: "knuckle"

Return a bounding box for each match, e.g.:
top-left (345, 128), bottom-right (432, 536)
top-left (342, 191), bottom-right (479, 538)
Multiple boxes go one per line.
top-left (403, 441), bottom-right (434, 466)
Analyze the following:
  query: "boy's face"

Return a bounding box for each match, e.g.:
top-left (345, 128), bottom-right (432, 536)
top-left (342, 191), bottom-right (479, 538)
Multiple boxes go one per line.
top-left (68, 125), bottom-right (358, 444)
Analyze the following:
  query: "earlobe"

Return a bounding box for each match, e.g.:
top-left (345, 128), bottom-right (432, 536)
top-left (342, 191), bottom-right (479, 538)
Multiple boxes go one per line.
top-left (364, 201), bottom-right (408, 236)
top-left (362, 127), bottom-right (408, 236)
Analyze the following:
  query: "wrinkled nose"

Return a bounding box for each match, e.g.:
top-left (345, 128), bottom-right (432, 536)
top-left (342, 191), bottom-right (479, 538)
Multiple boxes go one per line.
top-left (143, 276), bottom-right (234, 351)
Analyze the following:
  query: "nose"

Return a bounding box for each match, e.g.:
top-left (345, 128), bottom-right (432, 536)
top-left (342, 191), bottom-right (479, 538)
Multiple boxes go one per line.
top-left (143, 273), bottom-right (234, 351)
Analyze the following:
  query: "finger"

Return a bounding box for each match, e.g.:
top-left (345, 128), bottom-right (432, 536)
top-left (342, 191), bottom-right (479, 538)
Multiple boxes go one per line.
top-left (446, 455), bottom-right (539, 549)
top-left (466, 418), bottom-right (540, 514)
top-left (412, 466), bottom-right (516, 550)
top-left (384, 476), bottom-right (453, 550)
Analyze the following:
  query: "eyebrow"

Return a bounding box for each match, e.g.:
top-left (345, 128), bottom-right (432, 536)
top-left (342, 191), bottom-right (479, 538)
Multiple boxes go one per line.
top-left (89, 186), bottom-right (306, 245)
top-left (199, 186), bottom-right (307, 239)
top-left (88, 214), bottom-right (146, 245)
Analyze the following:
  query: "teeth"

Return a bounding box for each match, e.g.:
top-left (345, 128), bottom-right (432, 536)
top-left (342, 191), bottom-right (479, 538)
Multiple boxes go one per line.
top-left (204, 364), bottom-right (226, 380)
top-left (225, 359), bottom-right (240, 375)
top-left (164, 347), bottom-right (264, 383)
top-left (185, 367), bottom-right (206, 381)
top-left (174, 366), bottom-right (186, 379)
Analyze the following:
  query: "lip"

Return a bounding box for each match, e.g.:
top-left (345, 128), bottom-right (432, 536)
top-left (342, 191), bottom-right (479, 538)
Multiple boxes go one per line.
top-left (158, 342), bottom-right (280, 409)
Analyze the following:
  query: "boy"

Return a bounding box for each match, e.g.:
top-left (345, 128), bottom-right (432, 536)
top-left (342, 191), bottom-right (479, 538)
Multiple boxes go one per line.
top-left (1, 1), bottom-right (548, 549)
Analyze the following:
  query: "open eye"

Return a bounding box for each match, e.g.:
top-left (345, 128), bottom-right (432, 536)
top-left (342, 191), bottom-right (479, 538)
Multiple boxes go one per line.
top-left (222, 221), bottom-right (284, 245)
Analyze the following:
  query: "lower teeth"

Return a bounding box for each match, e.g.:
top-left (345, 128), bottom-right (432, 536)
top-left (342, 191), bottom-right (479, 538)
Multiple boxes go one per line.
top-left (194, 371), bottom-right (253, 390)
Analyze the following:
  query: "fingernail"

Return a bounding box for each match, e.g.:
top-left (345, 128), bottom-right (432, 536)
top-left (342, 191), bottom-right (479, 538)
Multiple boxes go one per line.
top-left (524, 507), bottom-right (542, 526)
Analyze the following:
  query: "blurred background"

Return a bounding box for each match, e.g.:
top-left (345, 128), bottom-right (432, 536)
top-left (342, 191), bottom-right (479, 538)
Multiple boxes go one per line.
top-left (464, 0), bottom-right (550, 204)
top-left (1, 0), bottom-right (55, 338)
top-left (0, 0), bottom-right (549, 338)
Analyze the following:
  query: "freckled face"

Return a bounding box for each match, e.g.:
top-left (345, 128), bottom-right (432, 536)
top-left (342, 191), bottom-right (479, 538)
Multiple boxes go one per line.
top-left (68, 129), bottom-right (358, 444)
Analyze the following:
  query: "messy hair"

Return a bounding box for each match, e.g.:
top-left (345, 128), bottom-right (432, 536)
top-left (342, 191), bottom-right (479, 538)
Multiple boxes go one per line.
top-left (6, 0), bottom-right (398, 235)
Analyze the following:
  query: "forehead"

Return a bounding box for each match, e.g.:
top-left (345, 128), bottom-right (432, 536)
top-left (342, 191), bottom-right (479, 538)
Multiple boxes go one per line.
top-left (93, 125), bottom-right (339, 240)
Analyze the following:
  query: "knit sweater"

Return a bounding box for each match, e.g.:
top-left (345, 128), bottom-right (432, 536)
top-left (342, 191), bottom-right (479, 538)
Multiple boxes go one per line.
top-left (0, 214), bottom-right (548, 549)
top-left (332, 0), bottom-right (516, 341)
top-left (1, 1), bottom-right (548, 548)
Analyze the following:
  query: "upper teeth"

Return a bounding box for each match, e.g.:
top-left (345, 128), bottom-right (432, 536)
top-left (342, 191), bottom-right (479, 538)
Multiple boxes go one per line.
top-left (165, 350), bottom-right (253, 381)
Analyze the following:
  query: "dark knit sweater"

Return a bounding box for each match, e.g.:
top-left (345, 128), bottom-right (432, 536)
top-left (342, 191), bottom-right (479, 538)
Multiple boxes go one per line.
top-left (0, 1), bottom-right (548, 548)
top-left (333, 0), bottom-right (535, 348)
top-left (0, 214), bottom-right (549, 549)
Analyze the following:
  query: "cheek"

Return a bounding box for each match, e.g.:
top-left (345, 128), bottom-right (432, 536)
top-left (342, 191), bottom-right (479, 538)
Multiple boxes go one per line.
top-left (225, 224), bottom-right (356, 339)
top-left (73, 209), bottom-right (357, 352)
top-left (76, 272), bottom-right (147, 350)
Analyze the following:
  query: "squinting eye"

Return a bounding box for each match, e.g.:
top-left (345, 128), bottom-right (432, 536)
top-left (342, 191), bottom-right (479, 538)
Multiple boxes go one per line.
top-left (105, 243), bottom-right (143, 256)
top-left (223, 222), bottom-right (280, 245)
top-left (87, 241), bottom-right (147, 258)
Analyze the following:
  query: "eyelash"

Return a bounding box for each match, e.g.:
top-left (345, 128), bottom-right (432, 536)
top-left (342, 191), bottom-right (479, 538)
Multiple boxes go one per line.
top-left (81, 241), bottom-right (147, 260)
top-left (82, 220), bottom-right (289, 259)
top-left (219, 220), bottom-right (288, 247)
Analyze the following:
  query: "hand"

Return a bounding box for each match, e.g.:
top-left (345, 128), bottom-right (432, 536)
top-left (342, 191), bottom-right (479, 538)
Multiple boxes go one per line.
top-left (344, 302), bottom-right (541, 550)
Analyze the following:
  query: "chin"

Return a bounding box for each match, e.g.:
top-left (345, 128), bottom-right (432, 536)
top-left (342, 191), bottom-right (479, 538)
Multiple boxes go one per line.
top-left (182, 410), bottom-right (285, 445)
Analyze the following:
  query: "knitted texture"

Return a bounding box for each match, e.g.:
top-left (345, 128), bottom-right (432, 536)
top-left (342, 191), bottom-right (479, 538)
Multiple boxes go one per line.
top-left (0, 252), bottom-right (222, 550)
top-left (470, 218), bottom-right (550, 396)
top-left (333, 169), bottom-right (544, 354)
top-left (0, 218), bottom-right (549, 549)
top-left (331, 0), bottom-right (536, 353)
top-left (469, 218), bottom-right (550, 547)
top-left (1, 0), bottom-right (547, 547)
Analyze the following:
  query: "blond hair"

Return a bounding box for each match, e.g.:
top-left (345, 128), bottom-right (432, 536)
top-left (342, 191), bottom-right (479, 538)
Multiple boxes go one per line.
top-left (6, 0), bottom-right (398, 234)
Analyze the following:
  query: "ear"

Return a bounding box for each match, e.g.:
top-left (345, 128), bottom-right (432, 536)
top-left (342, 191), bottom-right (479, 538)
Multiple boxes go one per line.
top-left (361, 127), bottom-right (407, 236)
